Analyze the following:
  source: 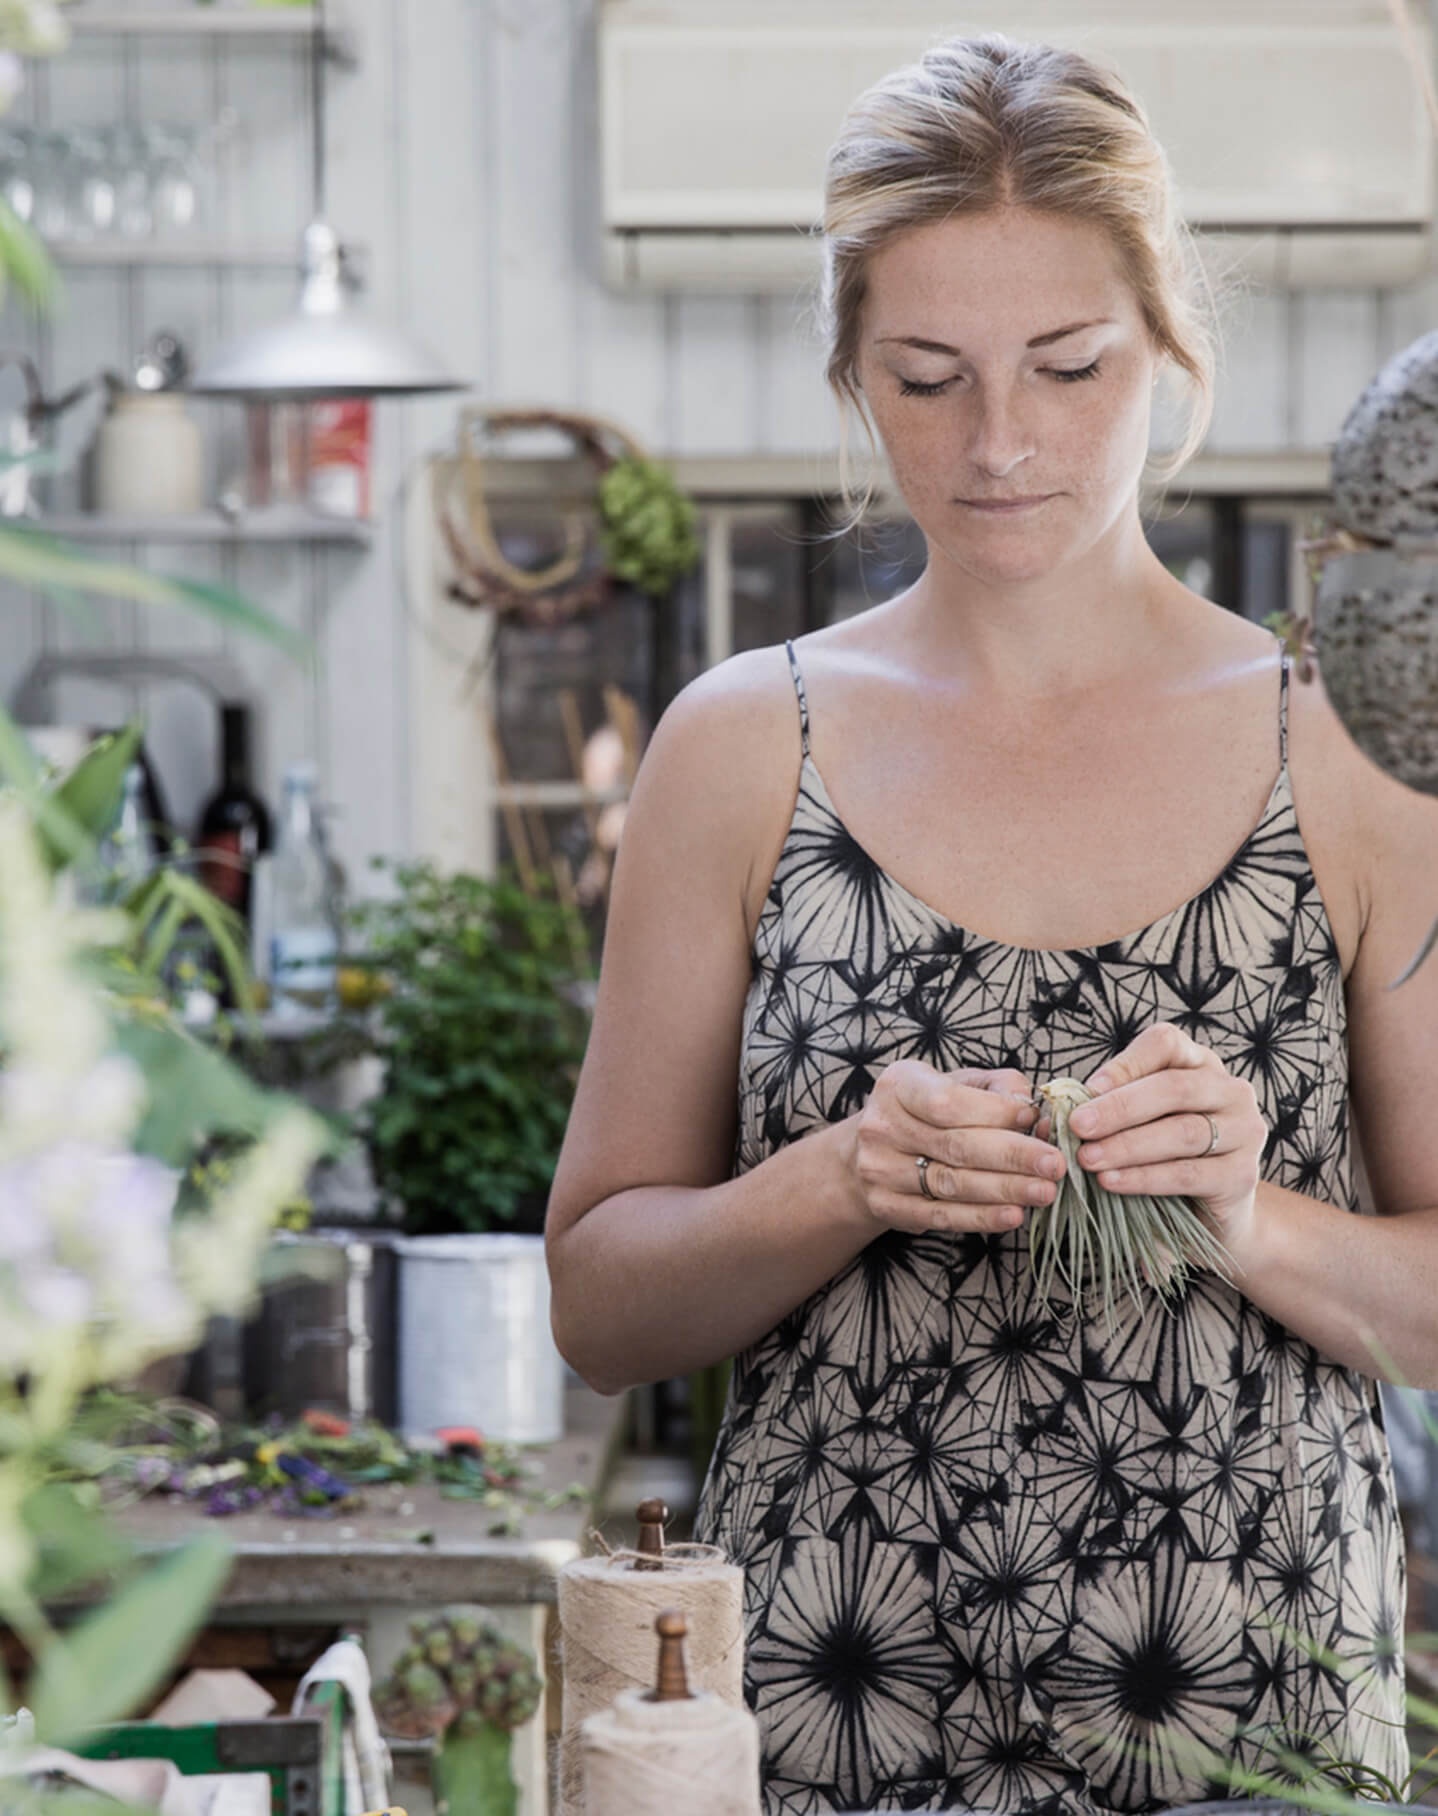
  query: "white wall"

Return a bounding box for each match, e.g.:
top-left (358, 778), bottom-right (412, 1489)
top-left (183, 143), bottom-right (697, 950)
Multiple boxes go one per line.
top-left (1, 0), bottom-right (1435, 884)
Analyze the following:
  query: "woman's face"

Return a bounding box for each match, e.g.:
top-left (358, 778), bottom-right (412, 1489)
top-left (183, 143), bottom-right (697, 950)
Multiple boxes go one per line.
top-left (854, 206), bottom-right (1160, 588)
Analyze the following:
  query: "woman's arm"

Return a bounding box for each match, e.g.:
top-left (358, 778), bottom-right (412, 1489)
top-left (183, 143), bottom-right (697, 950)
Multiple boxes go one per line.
top-left (545, 648), bottom-right (1062, 1394)
top-left (1230, 745), bottom-right (1438, 1385)
top-left (545, 653), bottom-right (879, 1395)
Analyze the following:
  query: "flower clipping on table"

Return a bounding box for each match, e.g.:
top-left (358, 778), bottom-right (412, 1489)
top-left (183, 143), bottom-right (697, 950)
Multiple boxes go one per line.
top-left (1030, 1076), bottom-right (1234, 1330)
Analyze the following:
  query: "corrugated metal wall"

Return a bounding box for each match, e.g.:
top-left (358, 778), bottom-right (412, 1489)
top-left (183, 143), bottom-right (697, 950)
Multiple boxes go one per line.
top-left (0, 0), bottom-right (1434, 883)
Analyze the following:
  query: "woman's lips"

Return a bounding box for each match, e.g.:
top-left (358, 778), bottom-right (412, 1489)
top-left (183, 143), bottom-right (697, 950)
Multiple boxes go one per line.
top-left (958, 495), bottom-right (1054, 514)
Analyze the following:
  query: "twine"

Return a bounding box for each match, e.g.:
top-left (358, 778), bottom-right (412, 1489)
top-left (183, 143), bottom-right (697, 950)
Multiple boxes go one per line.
top-left (556, 1544), bottom-right (746, 1816)
top-left (580, 1687), bottom-right (761, 1816)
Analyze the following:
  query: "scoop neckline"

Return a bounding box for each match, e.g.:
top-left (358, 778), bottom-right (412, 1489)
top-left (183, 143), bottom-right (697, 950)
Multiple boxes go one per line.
top-left (794, 748), bottom-right (1293, 960)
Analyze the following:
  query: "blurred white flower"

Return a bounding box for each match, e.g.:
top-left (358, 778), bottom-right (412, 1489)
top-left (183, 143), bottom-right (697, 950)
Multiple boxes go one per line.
top-left (0, 2), bottom-right (69, 57)
top-left (0, 800), bottom-right (110, 1088)
top-left (0, 780), bottom-right (324, 1391)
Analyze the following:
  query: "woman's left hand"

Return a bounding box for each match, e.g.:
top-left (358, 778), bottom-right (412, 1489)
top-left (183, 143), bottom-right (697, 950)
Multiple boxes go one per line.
top-left (1064, 1022), bottom-right (1269, 1258)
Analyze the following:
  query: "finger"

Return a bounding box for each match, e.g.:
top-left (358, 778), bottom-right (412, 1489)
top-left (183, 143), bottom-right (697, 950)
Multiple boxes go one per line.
top-left (1084, 1024), bottom-right (1217, 1098)
top-left (1074, 1109), bottom-right (1225, 1175)
top-left (893, 1064), bottom-right (1040, 1135)
top-left (980, 1067), bottom-right (1038, 1106)
top-left (1085, 1157), bottom-right (1226, 1201)
top-left (869, 1187), bottom-right (1028, 1238)
top-left (886, 1143), bottom-right (1060, 1210)
top-left (888, 1102), bottom-right (1063, 1183)
top-left (1068, 1066), bottom-right (1217, 1143)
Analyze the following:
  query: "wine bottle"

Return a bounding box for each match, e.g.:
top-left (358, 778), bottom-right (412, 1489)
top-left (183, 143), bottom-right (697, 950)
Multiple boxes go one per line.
top-left (196, 703), bottom-right (272, 924)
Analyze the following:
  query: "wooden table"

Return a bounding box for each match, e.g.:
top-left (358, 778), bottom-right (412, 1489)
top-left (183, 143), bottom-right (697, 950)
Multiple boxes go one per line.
top-left (111, 1384), bottom-right (629, 1816)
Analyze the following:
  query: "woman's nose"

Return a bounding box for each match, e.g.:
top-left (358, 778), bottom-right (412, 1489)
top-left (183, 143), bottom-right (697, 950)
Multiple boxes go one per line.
top-left (967, 383), bottom-right (1036, 478)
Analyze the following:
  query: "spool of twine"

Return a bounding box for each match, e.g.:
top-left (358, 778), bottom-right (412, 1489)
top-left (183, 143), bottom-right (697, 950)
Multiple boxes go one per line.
top-left (581, 1686), bottom-right (761, 1816)
top-left (557, 1546), bottom-right (745, 1816)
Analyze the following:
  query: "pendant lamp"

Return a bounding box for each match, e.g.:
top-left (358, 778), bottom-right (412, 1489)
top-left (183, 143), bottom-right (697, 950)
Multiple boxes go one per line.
top-left (188, 0), bottom-right (463, 400)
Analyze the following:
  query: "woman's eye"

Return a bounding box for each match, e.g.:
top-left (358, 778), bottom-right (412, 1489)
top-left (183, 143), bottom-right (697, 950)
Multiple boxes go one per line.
top-left (898, 359), bottom-right (1103, 398)
top-left (1049, 359), bottom-right (1103, 383)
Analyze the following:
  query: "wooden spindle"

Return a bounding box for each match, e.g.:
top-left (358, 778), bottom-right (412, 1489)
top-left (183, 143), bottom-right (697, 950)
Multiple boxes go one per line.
top-left (652, 1610), bottom-right (692, 1703)
top-left (635, 1498), bottom-right (668, 1570)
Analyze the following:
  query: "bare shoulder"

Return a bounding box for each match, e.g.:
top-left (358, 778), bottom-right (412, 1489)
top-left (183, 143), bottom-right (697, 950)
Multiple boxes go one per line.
top-left (641, 641), bottom-right (808, 936)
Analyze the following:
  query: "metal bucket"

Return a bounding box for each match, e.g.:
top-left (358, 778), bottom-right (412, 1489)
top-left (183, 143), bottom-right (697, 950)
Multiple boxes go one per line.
top-left (242, 1229), bottom-right (399, 1424)
top-left (397, 1232), bottom-right (563, 1443)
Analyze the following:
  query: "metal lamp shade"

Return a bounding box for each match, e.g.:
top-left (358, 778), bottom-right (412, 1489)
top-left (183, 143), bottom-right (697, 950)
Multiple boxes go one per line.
top-left (188, 221), bottom-right (464, 400)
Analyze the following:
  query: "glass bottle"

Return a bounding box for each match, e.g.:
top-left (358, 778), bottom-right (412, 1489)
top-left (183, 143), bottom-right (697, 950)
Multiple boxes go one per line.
top-left (195, 703), bottom-right (271, 925)
top-left (268, 762), bottom-right (338, 1015)
top-left (99, 762), bottom-right (157, 899)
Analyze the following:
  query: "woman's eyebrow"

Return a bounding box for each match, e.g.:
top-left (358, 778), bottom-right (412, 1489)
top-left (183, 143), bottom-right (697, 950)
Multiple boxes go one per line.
top-left (876, 319), bottom-right (1116, 354)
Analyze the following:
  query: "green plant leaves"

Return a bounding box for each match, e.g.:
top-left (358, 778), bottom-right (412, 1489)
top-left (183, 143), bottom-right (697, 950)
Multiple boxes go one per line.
top-left (349, 863), bottom-right (591, 1235)
top-left (0, 527), bottom-right (306, 657)
top-left (1030, 1076), bottom-right (1234, 1333)
top-left (36, 725), bottom-right (145, 870)
top-left (29, 1533), bottom-right (230, 1742)
top-left (23, 1484), bottom-right (133, 1603)
top-left (112, 1019), bottom-right (287, 1165)
top-left (437, 1723), bottom-right (518, 1816)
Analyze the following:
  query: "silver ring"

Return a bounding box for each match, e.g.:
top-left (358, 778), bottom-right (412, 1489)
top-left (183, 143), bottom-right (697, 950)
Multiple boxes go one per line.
top-left (1202, 1112), bottom-right (1220, 1157)
top-left (915, 1155), bottom-right (938, 1201)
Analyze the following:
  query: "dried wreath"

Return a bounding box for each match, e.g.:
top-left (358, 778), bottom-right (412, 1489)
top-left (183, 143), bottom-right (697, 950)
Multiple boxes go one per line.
top-left (434, 406), bottom-right (699, 625)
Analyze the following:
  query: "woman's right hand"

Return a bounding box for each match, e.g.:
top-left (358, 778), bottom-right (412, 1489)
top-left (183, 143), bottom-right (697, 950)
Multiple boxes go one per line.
top-left (844, 1060), bottom-right (1067, 1235)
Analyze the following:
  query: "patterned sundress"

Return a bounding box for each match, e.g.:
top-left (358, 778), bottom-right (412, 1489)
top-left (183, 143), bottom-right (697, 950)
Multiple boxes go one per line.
top-left (693, 636), bottom-right (1407, 1815)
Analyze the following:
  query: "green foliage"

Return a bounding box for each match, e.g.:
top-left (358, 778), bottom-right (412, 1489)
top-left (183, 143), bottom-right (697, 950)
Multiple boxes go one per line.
top-left (0, 527), bottom-right (306, 658)
top-left (39, 725), bottom-right (144, 868)
top-left (23, 1484), bottom-right (133, 1604)
top-left (29, 1534), bottom-right (231, 1743)
top-left (598, 455), bottom-right (701, 598)
top-left (438, 1722), bottom-right (518, 1816)
top-left (350, 863), bottom-right (592, 1236)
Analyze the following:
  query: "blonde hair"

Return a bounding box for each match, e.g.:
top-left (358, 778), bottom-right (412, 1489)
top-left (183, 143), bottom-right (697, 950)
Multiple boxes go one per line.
top-left (820, 33), bottom-right (1225, 521)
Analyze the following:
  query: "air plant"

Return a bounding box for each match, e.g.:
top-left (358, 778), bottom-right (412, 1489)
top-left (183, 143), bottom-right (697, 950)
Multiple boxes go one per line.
top-left (1030, 1076), bottom-right (1235, 1330)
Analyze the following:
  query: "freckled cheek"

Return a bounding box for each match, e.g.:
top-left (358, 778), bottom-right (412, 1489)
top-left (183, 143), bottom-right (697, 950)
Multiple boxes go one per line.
top-left (870, 409), bottom-right (967, 504)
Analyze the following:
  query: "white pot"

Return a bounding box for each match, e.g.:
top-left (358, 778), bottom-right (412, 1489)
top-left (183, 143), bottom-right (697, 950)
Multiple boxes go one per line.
top-left (92, 392), bottom-right (203, 517)
top-left (397, 1232), bottom-right (563, 1444)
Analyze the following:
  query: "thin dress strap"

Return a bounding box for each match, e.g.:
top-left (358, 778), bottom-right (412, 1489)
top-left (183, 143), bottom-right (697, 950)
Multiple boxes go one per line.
top-left (1278, 647), bottom-right (1290, 772)
top-left (784, 638), bottom-right (812, 760)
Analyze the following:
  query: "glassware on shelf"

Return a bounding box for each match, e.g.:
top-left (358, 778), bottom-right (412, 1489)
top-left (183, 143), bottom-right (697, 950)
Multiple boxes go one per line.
top-left (30, 129), bottom-right (74, 241)
top-left (0, 118), bottom-right (229, 245)
top-left (0, 127), bottom-right (34, 225)
top-left (70, 129), bottom-right (117, 238)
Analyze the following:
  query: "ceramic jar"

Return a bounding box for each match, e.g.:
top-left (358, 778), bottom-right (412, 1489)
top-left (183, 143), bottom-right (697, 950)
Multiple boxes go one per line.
top-left (92, 390), bottom-right (203, 516)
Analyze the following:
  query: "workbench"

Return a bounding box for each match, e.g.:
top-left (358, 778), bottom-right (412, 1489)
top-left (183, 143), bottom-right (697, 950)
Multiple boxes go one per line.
top-left (109, 1384), bottom-right (629, 1816)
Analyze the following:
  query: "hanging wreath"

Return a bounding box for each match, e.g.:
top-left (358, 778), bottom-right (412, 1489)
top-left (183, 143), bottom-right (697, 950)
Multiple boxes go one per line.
top-left (434, 406), bottom-right (701, 625)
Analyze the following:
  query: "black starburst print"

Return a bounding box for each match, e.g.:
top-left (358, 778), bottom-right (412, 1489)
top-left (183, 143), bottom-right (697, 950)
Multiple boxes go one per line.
top-left (750, 1533), bottom-right (948, 1812)
top-left (695, 641), bottom-right (1407, 1813)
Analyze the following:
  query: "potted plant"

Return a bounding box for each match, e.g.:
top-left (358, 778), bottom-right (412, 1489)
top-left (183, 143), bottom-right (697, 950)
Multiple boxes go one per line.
top-left (347, 861), bottom-right (592, 1443)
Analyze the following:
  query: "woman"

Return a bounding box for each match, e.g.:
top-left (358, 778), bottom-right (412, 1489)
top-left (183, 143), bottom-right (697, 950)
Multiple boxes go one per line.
top-left (546, 32), bottom-right (1438, 1815)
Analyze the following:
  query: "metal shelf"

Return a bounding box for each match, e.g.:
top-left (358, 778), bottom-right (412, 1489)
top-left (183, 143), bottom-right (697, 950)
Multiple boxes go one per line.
top-left (47, 238), bottom-right (301, 268)
top-left (27, 508), bottom-right (374, 545)
top-left (67, 8), bottom-right (357, 64)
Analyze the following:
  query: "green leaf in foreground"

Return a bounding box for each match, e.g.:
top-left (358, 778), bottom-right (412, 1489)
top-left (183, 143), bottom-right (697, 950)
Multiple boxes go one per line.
top-left (0, 527), bottom-right (307, 659)
top-left (111, 1018), bottom-right (284, 1165)
top-left (23, 1484), bottom-right (134, 1603)
top-left (30, 1534), bottom-right (231, 1742)
top-left (38, 724), bottom-right (144, 870)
